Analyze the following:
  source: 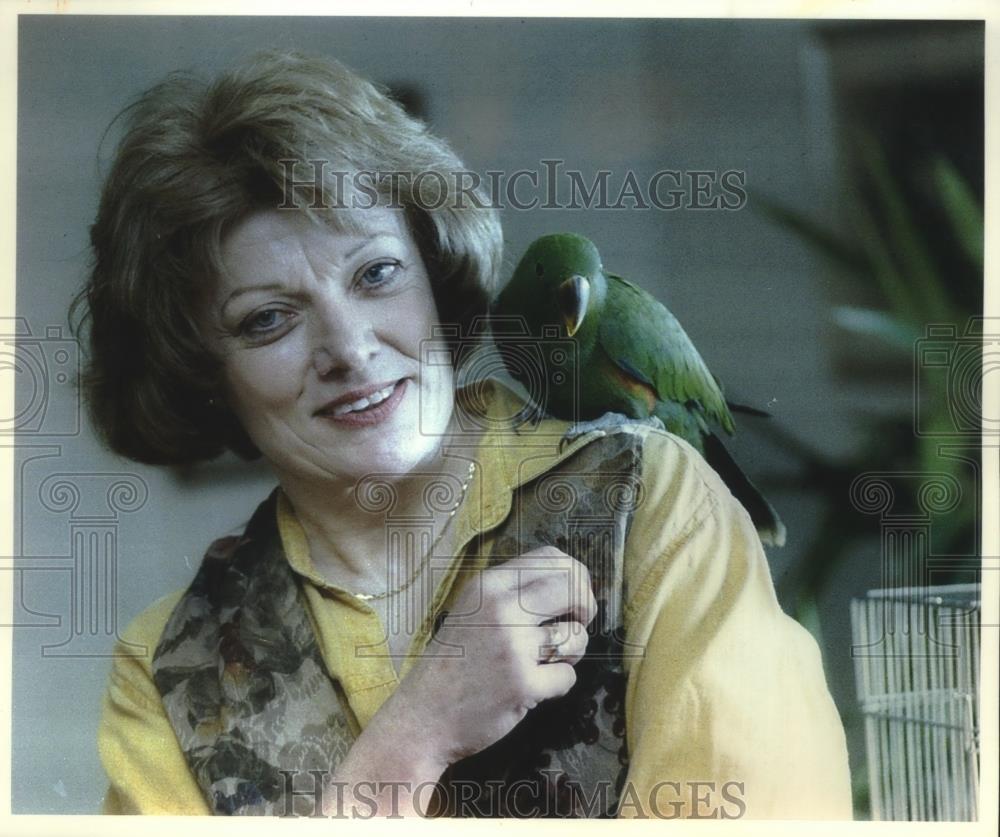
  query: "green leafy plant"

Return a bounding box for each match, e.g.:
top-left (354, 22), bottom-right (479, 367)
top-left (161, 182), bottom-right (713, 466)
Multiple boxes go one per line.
top-left (757, 138), bottom-right (981, 620)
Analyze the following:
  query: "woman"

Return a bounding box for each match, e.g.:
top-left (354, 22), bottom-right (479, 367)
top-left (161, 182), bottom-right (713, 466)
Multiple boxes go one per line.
top-left (81, 50), bottom-right (852, 818)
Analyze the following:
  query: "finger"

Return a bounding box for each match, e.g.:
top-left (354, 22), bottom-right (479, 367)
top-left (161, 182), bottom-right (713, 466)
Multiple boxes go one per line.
top-left (479, 554), bottom-right (597, 626)
top-left (526, 661), bottom-right (578, 703)
top-left (515, 564), bottom-right (597, 626)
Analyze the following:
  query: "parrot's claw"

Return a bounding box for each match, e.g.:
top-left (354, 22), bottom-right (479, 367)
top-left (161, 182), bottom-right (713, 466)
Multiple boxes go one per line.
top-left (558, 412), bottom-right (665, 452)
top-left (640, 415), bottom-right (666, 432)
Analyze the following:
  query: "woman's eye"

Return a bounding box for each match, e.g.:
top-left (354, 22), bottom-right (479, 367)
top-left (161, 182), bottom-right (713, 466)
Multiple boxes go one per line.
top-left (358, 260), bottom-right (401, 289)
top-left (239, 308), bottom-right (291, 338)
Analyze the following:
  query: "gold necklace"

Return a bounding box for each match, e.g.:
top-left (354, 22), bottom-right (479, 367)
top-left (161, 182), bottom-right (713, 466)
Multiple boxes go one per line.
top-left (353, 461), bottom-right (476, 602)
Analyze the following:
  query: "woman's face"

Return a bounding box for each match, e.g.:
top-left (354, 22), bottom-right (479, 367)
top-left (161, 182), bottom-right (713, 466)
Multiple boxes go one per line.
top-left (205, 206), bottom-right (454, 490)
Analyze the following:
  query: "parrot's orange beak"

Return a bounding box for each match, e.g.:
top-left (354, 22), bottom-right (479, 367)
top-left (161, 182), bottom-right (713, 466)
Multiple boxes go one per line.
top-left (558, 275), bottom-right (590, 337)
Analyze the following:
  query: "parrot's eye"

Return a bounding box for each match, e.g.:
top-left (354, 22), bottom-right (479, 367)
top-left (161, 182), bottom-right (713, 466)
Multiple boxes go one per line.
top-left (535, 262), bottom-right (545, 278)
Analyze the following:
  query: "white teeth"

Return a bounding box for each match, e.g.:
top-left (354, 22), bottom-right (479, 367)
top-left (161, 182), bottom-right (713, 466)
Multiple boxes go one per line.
top-left (331, 383), bottom-right (397, 416)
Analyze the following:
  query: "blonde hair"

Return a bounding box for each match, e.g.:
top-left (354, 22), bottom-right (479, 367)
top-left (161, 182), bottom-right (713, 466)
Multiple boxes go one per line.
top-left (73, 50), bottom-right (502, 464)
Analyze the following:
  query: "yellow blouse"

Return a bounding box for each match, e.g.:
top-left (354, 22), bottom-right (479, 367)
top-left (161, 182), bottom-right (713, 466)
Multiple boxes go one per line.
top-left (97, 382), bottom-right (852, 818)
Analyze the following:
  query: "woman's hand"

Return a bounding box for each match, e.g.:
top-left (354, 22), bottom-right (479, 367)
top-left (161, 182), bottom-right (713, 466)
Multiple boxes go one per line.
top-left (392, 546), bottom-right (598, 766)
top-left (326, 546), bottom-right (596, 816)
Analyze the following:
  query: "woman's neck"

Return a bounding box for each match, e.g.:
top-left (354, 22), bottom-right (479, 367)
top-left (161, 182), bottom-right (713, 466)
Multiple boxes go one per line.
top-left (278, 415), bottom-right (483, 592)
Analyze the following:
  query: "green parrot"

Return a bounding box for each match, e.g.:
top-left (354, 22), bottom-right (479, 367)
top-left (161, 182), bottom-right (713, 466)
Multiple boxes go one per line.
top-left (491, 232), bottom-right (786, 547)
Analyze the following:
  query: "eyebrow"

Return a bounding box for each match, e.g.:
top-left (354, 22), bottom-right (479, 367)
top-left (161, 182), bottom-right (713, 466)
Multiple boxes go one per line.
top-left (219, 235), bottom-right (392, 314)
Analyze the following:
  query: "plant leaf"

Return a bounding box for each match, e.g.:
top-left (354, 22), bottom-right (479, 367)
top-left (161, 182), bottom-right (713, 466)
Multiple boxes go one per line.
top-left (831, 305), bottom-right (920, 350)
top-left (755, 196), bottom-right (869, 275)
top-left (848, 194), bottom-right (922, 324)
top-left (932, 156), bottom-right (983, 267)
top-left (857, 134), bottom-right (956, 323)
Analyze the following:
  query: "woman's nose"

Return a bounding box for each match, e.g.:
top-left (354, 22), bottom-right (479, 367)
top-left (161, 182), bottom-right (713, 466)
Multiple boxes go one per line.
top-left (310, 300), bottom-right (380, 377)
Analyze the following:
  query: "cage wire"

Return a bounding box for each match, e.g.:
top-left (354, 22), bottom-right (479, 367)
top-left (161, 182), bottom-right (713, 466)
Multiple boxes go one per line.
top-left (851, 583), bottom-right (980, 820)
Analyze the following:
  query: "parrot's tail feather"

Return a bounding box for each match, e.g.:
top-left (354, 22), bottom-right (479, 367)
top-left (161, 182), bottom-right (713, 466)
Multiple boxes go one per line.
top-left (725, 400), bottom-right (772, 419)
top-left (702, 434), bottom-right (786, 548)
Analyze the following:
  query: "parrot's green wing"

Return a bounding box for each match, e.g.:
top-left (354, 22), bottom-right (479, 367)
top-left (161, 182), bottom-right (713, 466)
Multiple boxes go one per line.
top-left (599, 272), bottom-right (735, 435)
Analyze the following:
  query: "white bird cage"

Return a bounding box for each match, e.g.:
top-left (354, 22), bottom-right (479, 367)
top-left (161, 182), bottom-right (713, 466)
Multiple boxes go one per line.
top-left (851, 583), bottom-right (980, 820)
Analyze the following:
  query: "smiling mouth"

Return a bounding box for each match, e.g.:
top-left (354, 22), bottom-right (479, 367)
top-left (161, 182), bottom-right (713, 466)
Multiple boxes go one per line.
top-left (330, 381), bottom-right (398, 416)
top-left (317, 378), bottom-right (409, 427)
